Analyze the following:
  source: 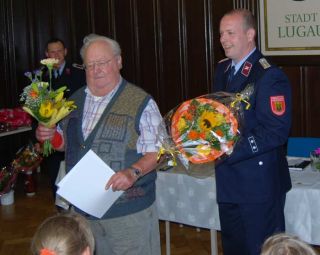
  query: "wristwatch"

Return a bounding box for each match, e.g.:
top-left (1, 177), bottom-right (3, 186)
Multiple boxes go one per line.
top-left (129, 166), bottom-right (142, 179)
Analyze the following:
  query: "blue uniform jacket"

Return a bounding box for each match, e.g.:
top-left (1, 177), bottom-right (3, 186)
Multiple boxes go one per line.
top-left (212, 49), bottom-right (292, 204)
top-left (43, 62), bottom-right (86, 98)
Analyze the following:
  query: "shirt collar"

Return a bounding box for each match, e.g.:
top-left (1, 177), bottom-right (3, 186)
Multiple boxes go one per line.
top-left (232, 48), bottom-right (256, 74)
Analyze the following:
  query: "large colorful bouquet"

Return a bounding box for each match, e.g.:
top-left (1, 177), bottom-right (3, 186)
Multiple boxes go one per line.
top-left (20, 58), bottom-right (77, 156)
top-left (158, 85), bottom-right (253, 177)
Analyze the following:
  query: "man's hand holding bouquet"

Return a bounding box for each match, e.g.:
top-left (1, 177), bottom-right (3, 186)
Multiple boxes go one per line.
top-left (157, 85), bottom-right (253, 177)
top-left (20, 59), bottom-right (76, 156)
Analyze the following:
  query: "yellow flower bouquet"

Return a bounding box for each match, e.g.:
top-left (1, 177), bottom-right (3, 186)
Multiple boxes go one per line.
top-left (157, 85), bottom-right (253, 176)
top-left (20, 58), bottom-right (76, 156)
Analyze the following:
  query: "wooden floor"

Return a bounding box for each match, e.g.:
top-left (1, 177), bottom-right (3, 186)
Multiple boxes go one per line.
top-left (1, 170), bottom-right (319, 255)
top-left (0, 170), bottom-right (220, 255)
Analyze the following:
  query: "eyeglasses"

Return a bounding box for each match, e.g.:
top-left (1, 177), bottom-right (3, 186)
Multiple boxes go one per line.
top-left (83, 56), bottom-right (116, 71)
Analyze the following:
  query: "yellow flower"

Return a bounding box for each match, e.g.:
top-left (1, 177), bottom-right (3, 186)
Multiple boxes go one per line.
top-left (198, 111), bottom-right (224, 131)
top-left (40, 58), bottom-right (59, 67)
top-left (39, 101), bottom-right (54, 118)
top-left (196, 144), bottom-right (211, 156)
top-left (54, 91), bottom-right (64, 102)
top-left (177, 118), bottom-right (187, 132)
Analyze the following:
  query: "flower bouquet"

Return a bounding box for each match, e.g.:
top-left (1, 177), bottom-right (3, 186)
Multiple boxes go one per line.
top-left (20, 59), bottom-right (77, 156)
top-left (0, 165), bottom-right (18, 196)
top-left (310, 148), bottom-right (320, 171)
top-left (157, 85), bottom-right (253, 177)
top-left (12, 143), bottom-right (42, 173)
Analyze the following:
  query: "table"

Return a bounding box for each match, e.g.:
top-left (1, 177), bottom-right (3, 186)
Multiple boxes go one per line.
top-left (0, 126), bottom-right (31, 137)
top-left (156, 163), bottom-right (320, 255)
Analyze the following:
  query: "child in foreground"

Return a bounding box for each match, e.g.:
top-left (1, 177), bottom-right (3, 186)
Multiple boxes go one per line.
top-left (31, 212), bottom-right (95, 255)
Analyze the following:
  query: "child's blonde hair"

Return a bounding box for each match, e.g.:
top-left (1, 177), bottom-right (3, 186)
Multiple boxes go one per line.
top-left (261, 233), bottom-right (318, 255)
top-left (31, 212), bottom-right (94, 255)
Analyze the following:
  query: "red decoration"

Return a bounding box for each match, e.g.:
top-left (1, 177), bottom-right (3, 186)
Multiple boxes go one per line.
top-left (51, 131), bottom-right (63, 149)
top-left (0, 107), bottom-right (32, 129)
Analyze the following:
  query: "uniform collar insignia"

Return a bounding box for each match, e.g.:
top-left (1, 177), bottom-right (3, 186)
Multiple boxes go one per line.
top-left (259, 58), bottom-right (271, 69)
top-left (241, 61), bottom-right (252, 77)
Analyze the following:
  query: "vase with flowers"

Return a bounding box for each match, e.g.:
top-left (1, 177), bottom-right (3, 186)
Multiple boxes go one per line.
top-left (310, 148), bottom-right (320, 171)
top-left (0, 165), bottom-right (18, 205)
top-left (20, 58), bottom-right (77, 156)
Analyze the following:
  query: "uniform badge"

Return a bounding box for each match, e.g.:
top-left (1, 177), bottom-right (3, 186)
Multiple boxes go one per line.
top-left (241, 61), bottom-right (252, 77)
top-left (248, 136), bottom-right (258, 153)
top-left (270, 96), bottom-right (286, 116)
top-left (259, 58), bottom-right (271, 69)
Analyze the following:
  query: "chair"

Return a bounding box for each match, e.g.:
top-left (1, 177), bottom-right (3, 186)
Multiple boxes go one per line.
top-left (287, 137), bottom-right (320, 157)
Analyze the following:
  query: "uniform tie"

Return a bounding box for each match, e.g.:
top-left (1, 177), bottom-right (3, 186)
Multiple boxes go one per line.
top-left (54, 69), bottom-right (60, 79)
top-left (227, 65), bottom-right (235, 86)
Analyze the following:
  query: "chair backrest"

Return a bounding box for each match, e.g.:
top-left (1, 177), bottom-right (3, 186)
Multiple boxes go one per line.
top-left (287, 137), bottom-right (320, 157)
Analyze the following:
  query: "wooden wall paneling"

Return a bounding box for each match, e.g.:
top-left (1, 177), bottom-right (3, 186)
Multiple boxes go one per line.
top-left (134, 0), bottom-right (160, 98)
top-left (70, 0), bottom-right (93, 62)
top-left (204, 0), bottom-right (214, 93)
top-left (10, 0), bottom-right (35, 105)
top-left (91, 0), bottom-right (115, 37)
top-left (183, 0), bottom-right (214, 98)
top-left (30, 0), bottom-right (53, 69)
top-left (113, 0), bottom-right (138, 85)
top-left (0, 0), bottom-right (15, 108)
top-left (305, 66), bottom-right (320, 137)
top-left (50, 0), bottom-right (79, 62)
top-left (283, 66), bottom-right (305, 136)
top-left (156, 0), bottom-right (184, 114)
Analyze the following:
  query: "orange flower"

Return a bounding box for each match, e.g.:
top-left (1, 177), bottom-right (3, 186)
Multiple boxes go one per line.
top-left (199, 132), bottom-right (206, 140)
top-left (29, 90), bottom-right (38, 99)
top-left (188, 130), bottom-right (199, 140)
top-left (40, 248), bottom-right (55, 255)
top-left (215, 129), bottom-right (224, 137)
top-left (184, 112), bottom-right (193, 121)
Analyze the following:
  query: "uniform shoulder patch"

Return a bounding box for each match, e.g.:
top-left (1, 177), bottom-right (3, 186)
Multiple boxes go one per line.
top-left (218, 58), bottom-right (229, 63)
top-left (259, 58), bottom-right (271, 69)
top-left (270, 95), bottom-right (286, 116)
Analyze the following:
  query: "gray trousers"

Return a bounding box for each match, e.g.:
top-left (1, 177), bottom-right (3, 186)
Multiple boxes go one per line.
top-left (89, 203), bottom-right (161, 255)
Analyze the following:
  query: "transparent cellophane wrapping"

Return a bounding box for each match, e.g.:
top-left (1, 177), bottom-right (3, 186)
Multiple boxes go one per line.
top-left (157, 85), bottom-right (253, 178)
top-left (11, 142), bottom-right (42, 173)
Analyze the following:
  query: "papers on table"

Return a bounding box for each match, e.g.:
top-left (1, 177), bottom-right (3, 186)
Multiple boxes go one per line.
top-left (56, 150), bottom-right (123, 218)
top-left (287, 156), bottom-right (311, 171)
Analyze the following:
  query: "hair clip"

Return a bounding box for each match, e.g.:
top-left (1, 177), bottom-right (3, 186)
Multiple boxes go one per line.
top-left (40, 248), bottom-right (56, 255)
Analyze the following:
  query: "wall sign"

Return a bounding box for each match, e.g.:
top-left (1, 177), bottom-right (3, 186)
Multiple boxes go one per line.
top-left (259, 0), bottom-right (320, 55)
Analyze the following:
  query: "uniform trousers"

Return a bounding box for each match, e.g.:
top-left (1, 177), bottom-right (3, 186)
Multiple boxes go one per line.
top-left (218, 194), bottom-right (286, 255)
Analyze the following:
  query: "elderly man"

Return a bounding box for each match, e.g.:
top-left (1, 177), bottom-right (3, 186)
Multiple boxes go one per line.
top-left (36, 34), bottom-right (162, 255)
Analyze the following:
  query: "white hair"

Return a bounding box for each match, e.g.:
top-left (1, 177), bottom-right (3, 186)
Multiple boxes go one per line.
top-left (80, 33), bottom-right (121, 60)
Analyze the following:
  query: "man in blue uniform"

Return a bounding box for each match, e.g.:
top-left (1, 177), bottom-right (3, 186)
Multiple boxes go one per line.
top-left (212, 9), bottom-right (292, 255)
top-left (42, 38), bottom-right (85, 202)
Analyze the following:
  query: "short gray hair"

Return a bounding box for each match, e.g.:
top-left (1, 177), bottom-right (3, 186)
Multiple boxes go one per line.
top-left (80, 33), bottom-right (121, 60)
